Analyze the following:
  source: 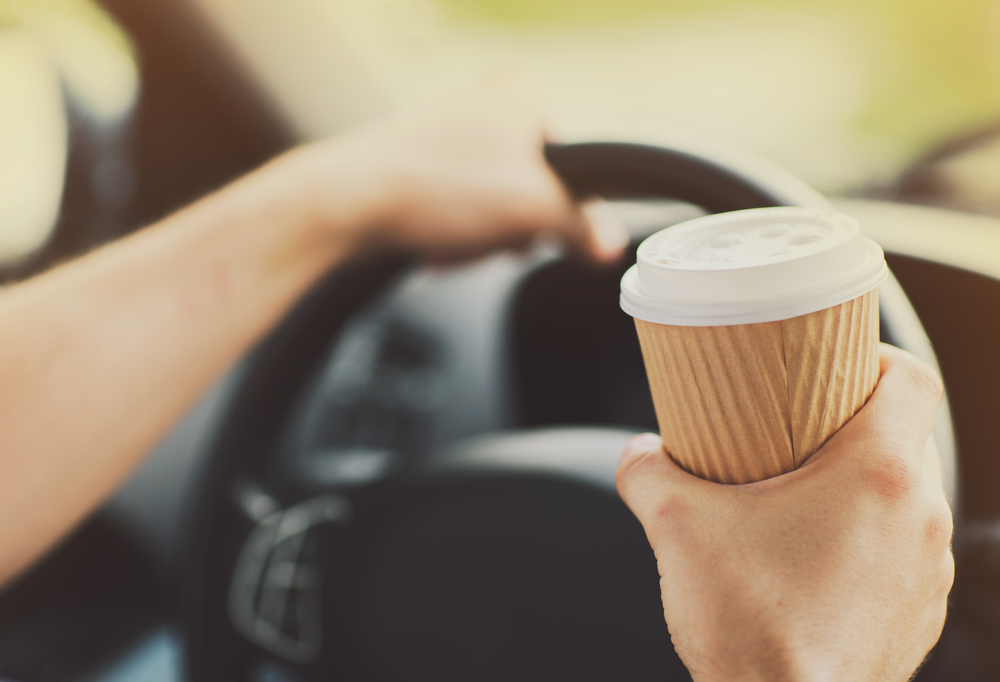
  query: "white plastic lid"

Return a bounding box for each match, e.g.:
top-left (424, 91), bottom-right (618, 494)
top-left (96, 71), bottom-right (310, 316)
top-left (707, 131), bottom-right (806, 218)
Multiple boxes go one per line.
top-left (619, 207), bottom-right (887, 326)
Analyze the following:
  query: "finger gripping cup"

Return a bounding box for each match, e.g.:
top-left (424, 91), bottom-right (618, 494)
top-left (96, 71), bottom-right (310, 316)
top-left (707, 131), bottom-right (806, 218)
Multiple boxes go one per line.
top-left (620, 207), bottom-right (887, 484)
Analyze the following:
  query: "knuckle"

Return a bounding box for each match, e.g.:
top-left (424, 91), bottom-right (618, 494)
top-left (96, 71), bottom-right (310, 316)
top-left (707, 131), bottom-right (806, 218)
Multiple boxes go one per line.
top-left (859, 446), bottom-right (921, 503)
top-left (938, 551), bottom-right (957, 599)
top-left (508, 183), bottom-right (562, 224)
top-left (899, 363), bottom-right (945, 402)
top-left (933, 566), bottom-right (952, 620)
top-left (650, 494), bottom-right (691, 532)
top-left (491, 196), bottom-right (543, 234)
top-left (923, 504), bottom-right (955, 556)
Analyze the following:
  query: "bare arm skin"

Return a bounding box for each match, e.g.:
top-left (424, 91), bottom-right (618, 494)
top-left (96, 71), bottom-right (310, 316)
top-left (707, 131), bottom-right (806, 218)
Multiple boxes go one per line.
top-left (617, 344), bottom-right (954, 682)
top-left (0, 83), bottom-right (625, 586)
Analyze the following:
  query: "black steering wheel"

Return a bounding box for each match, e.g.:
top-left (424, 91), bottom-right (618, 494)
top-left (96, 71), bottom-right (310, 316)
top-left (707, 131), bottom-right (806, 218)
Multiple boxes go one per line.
top-left (180, 142), bottom-right (956, 682)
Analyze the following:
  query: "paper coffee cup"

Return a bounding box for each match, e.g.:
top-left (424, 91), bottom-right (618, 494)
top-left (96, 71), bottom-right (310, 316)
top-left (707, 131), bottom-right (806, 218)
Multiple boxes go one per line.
top-left (620, 207), bottom-right (887, 484)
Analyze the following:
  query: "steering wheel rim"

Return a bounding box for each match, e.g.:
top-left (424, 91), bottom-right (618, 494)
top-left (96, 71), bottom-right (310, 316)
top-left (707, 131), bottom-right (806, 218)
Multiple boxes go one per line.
top-left (180, 141), bottom-right (955, 681)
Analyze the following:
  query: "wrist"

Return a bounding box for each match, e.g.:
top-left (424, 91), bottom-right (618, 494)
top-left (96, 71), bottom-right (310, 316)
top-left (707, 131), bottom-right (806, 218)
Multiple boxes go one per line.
top-left (274, 134), bottom-right (404, 261)
top-left (691, 658), bottom-right (796, 682)
top-left (204, 139), bottom-right (396, 289)
top-left (686, 639), bottom-right (836, 682)
top-left (693, 647), bottom-right (897, 682)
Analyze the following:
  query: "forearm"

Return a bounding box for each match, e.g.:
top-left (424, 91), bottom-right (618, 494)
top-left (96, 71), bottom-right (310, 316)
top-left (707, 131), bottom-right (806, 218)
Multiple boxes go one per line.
top-left (0, 81), bottom-right (612, 586)
top-left (0, 147), bottom-right (375, 584)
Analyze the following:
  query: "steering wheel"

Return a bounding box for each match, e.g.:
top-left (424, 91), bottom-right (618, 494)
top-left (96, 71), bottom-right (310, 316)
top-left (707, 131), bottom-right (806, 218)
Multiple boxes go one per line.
top-left (180, 142), bottom-right (957, 682)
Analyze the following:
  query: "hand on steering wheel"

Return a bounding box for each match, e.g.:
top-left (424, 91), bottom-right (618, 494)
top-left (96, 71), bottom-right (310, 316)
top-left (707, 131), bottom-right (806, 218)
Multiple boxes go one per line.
top-left (271, 79), bottom-right (628, 265)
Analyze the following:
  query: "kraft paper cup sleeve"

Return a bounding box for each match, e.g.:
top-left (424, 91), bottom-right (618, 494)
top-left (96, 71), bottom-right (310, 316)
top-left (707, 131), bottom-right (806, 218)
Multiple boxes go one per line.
top-left (635, 290), bottom-right (879, 484)
top-left (621, 208), bottom-right (886, 485)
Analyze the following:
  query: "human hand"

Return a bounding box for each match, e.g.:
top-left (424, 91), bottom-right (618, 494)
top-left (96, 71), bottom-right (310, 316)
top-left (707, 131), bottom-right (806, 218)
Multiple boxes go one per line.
top-left (616, 343), bottom-right (954, 682)
top-left (282, 79), bottom-right (627, 264)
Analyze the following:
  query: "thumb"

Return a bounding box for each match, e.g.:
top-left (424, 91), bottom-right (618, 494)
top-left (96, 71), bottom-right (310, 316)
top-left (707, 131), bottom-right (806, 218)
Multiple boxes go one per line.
top-left (615, 433), bottom-right (712, 529)
top-left (578, 199), bottom-right (629, 263)
top-left (545, 194), bottom-right (627, 264)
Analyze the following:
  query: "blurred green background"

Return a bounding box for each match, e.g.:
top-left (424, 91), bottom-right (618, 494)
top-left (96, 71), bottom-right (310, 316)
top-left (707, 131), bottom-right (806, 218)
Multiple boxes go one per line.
top-left (321, 0), bottom-right (1000, 192)
top-left (7, 0), bottom-right (1000, 195)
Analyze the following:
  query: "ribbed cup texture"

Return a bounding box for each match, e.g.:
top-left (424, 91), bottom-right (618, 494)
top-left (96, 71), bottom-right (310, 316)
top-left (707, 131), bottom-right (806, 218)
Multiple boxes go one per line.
top-left (634, 289), bottom-right (880, 484)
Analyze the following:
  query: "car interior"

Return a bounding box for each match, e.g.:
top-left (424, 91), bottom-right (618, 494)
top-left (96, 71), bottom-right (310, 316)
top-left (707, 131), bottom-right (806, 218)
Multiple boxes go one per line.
top-left (3, 1), bottom-right (1000, 681)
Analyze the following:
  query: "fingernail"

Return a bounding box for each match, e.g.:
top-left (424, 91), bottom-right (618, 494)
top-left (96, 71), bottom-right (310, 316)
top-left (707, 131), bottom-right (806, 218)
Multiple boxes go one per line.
top-left (621, 433), bottom-right (661, 462)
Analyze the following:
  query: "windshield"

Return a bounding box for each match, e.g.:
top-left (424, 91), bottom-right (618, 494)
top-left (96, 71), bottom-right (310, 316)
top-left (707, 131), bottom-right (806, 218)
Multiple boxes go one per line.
top-left (316, 0), bottom-right (1000, 193)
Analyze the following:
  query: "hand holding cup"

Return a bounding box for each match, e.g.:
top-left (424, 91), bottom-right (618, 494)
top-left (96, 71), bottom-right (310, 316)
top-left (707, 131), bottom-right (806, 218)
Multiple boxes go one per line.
top-left (620, 207), bottom-right (887, 483)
